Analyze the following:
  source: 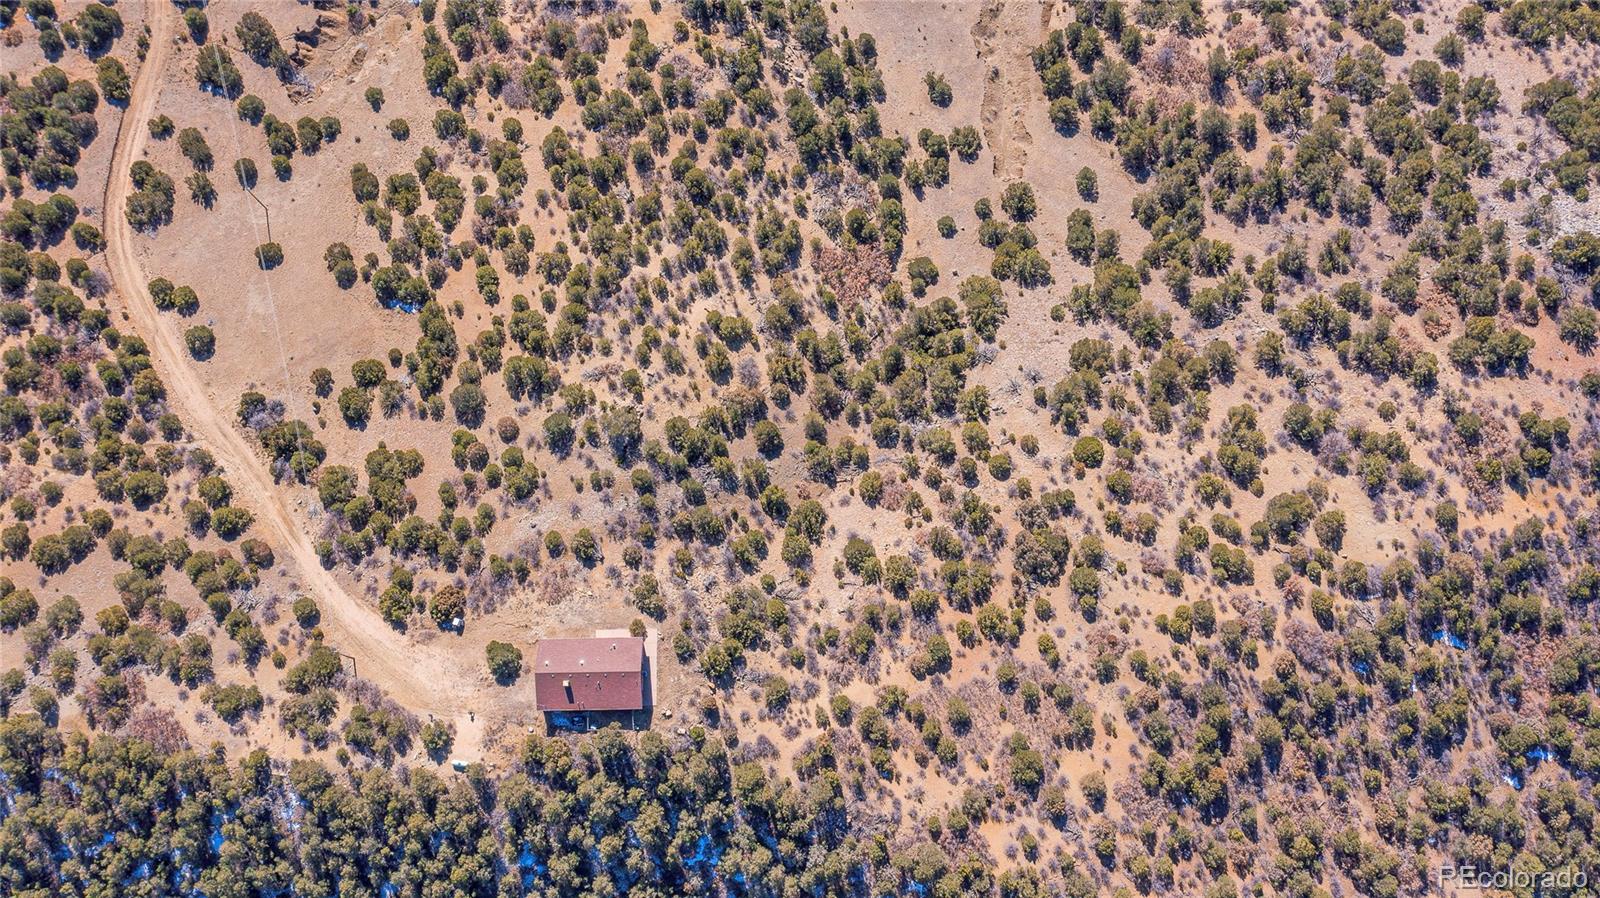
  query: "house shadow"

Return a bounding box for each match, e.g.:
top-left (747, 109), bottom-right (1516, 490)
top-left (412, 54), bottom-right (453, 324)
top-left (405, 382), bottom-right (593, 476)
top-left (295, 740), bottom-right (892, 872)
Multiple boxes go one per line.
top-left (545, 705), bottom-right (656, 735)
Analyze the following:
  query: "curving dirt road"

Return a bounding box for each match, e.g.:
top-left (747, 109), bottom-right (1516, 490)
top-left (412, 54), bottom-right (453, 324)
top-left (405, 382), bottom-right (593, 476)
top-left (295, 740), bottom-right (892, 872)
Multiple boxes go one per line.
top-left (102, 3), bottom-right (474, 720)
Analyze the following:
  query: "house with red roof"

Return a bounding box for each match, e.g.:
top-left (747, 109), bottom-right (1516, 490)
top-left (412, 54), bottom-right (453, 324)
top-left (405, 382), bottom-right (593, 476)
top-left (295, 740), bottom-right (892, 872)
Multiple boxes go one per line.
top-left (533, 636), bottom-right (647, 713)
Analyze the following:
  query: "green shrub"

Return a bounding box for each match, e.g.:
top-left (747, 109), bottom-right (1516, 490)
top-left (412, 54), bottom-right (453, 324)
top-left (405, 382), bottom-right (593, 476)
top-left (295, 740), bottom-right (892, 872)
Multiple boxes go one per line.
top-left (255, 242), bottom-right (284, 269)
top-left (486, 641), bottom-right (523, 683)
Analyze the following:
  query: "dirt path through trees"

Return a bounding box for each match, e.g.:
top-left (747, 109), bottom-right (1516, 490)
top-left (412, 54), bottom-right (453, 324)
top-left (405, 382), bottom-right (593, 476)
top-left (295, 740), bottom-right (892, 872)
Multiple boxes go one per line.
top-left (101, 4), bottom-right (479, 724)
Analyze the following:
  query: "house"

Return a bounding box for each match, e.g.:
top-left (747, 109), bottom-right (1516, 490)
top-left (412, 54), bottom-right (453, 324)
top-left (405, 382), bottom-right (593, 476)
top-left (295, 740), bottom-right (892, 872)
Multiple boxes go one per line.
top-left (533, 637), bottom-right (647, 713)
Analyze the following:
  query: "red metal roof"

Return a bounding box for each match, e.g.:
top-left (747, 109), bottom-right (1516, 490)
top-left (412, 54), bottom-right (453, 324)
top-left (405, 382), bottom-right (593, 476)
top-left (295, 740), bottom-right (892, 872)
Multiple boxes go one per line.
top-left (533, 637), bottom-right (646, 712)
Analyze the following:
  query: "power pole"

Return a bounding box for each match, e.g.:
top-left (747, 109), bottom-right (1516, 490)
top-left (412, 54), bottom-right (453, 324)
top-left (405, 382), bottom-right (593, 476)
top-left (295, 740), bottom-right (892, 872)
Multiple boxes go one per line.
top-left (245, 187), bottom-right (272, 244)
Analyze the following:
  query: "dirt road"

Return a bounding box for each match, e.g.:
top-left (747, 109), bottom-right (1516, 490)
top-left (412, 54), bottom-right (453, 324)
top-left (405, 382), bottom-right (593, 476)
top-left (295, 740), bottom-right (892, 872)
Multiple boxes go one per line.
top-left (101, 4), bottom-right (477, 722)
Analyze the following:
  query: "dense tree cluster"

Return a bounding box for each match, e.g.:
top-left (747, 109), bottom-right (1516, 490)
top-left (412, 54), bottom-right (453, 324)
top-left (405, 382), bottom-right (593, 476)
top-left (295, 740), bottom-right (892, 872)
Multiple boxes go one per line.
top-left (0, 723), bottom-right (912, 898)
